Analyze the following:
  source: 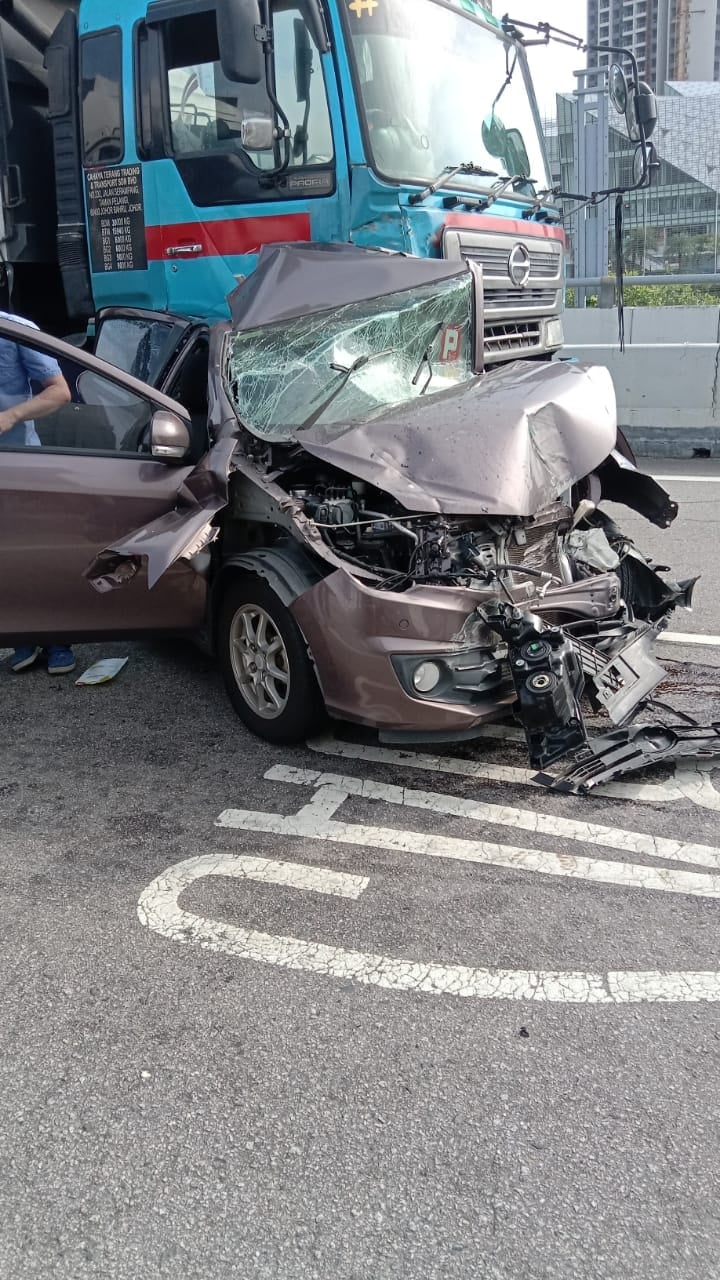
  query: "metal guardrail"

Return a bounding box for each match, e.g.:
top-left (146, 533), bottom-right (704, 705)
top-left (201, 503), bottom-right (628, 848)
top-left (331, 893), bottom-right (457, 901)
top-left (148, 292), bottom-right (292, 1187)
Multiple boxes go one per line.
top-left (567, 274), bottom-right (720, 287)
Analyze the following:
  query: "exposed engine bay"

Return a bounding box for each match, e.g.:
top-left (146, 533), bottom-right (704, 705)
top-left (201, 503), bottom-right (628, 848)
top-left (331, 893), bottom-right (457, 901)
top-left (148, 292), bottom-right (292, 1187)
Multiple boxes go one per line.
top-left (272, 452), bottom-right (701, 790)
top-left (279, 462), bottom-right (693, 619)
top-left (285, 470), bottom-right (569, 591)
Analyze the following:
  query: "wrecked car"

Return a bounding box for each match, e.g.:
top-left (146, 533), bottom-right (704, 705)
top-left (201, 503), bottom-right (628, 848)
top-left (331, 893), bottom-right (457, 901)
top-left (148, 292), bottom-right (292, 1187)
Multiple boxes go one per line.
top-left (0, 245), bottom-right (708, 787)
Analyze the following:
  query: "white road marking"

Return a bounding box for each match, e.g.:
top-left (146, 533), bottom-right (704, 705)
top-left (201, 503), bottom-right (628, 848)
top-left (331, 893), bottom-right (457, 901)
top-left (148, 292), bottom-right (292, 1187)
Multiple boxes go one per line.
top-left (138, 851), bottom-right (720, 1004)
top-left (265, 764), bottom-right (720, 870)
top-left (658, 632), bottom-right (720, 648)
top-left (309, 733), bottom-right (575, 790)
top-left (137, 854), bottom-right (368, 910)
top-left (307, 734), bottom-right (720, 808)
top-left (216, 788), bottom-right (720, 898)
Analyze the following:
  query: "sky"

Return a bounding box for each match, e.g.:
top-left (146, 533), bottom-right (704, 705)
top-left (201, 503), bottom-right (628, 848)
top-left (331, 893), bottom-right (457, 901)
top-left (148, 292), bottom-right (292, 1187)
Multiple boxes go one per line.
top-left (499, 0), bottom-right (587, 116)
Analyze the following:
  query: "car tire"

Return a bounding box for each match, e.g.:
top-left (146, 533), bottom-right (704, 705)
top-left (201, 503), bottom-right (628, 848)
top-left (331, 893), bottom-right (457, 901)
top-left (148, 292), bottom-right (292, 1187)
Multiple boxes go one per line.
top-left (217, 577), bottom-right (326, 744)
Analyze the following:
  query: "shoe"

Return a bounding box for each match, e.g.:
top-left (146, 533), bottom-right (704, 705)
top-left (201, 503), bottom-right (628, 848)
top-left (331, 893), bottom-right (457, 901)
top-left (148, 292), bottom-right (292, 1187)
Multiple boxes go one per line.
top-left (10, 646), bottom-right (42, 673)
top-left (46, 646), bottom-right (76, 676)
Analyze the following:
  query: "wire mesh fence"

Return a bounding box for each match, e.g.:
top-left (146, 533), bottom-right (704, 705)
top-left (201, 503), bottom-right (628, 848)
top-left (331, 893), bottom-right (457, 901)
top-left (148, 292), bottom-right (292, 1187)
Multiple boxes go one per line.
top-left (543, 83), bottom-right (720, 296)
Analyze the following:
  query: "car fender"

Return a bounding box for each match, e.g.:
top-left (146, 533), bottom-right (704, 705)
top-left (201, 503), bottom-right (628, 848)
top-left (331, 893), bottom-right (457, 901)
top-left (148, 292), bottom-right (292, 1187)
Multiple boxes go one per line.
top-left (85, 439), bottom-right (236, 592)
top-left (213, 544), bottom-right (325, 610)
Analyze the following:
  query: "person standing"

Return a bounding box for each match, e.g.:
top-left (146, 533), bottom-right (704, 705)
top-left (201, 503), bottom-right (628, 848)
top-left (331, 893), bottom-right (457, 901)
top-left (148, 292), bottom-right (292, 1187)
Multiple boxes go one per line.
top-left (0, 310), bottom-right (76, 674)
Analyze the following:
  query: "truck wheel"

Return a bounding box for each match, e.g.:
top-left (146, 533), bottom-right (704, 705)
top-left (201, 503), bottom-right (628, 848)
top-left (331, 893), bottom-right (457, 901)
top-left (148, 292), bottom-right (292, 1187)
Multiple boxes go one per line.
top-left (217, 577), bottom-right (325, 744)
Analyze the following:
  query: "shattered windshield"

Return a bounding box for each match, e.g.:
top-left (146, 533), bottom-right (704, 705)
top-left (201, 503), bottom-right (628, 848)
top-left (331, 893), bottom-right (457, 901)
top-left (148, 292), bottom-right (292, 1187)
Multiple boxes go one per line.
top-left (343, 0), bottom-right (549, 194)
top-left (225, 274), bottom-right (475, 442)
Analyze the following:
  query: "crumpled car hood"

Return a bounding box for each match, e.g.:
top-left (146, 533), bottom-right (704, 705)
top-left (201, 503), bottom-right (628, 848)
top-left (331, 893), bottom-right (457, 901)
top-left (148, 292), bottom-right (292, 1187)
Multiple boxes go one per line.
top-left (297, 359), bottom-right (618, 516)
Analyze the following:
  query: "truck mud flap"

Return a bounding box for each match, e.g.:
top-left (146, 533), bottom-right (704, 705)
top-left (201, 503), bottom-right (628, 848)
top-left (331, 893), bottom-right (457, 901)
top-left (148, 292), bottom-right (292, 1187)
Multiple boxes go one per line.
top-left (536, 723), bottom-right (720, 794)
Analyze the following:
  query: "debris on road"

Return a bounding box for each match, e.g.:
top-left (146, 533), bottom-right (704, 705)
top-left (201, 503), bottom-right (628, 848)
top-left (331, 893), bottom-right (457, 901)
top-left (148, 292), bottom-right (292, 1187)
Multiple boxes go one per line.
top-left (75, 658), bottom-right (128, 686)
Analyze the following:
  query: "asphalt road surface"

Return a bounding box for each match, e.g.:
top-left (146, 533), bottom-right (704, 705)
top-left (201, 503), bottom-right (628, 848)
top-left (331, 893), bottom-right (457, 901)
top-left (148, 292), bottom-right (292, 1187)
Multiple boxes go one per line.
top-left (2, 461), bottom-right (720, 1280)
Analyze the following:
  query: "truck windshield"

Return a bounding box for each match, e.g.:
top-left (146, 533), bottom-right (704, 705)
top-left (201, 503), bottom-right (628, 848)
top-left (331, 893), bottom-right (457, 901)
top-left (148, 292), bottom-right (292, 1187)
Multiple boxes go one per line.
top-left (344, 0), bottom-right (549, 196)
top-left (225, 274), bottom-right (475, 442)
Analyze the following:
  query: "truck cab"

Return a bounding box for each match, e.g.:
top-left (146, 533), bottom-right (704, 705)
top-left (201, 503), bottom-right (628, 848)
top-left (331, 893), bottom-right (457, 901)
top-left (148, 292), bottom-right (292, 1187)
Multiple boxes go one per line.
top-left (0, 0), bottom-right (564, 362)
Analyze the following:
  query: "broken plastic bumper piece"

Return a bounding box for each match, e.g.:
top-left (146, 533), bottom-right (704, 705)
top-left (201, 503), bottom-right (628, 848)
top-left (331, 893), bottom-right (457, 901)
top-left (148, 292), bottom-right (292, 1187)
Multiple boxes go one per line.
top-left (481, 600), bottom-right (587, 769)
top-left (536, 723), bottom-right (720, 794)
top-left (575, 623), bottom-right (666, 726)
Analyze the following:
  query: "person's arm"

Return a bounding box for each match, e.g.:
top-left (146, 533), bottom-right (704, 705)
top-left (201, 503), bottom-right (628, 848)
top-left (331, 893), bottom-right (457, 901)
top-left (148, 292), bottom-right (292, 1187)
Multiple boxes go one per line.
top-left (0, 374), bottom-right (72, 435)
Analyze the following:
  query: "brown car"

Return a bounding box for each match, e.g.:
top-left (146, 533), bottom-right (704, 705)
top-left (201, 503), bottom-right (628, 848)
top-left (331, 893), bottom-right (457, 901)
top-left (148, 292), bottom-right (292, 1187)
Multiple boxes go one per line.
top-left (0, 245), bottom-right (698, 785)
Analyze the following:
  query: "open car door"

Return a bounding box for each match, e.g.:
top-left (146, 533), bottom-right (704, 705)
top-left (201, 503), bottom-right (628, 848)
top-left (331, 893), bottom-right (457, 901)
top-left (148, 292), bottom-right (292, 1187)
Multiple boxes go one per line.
top-left (0, 317), bottom-right (218, 643)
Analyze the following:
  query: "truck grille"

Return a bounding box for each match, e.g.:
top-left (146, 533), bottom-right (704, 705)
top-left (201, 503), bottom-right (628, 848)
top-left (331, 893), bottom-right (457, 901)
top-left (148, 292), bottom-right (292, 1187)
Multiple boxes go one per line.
top-left (485, 320), bottom-right (542, 356)
top-left (461, 244), bottom-right (562, 279)
top-left (443, 225), bottom-right (564, 363)
top-left (484, 287), bottom-right (558, 309)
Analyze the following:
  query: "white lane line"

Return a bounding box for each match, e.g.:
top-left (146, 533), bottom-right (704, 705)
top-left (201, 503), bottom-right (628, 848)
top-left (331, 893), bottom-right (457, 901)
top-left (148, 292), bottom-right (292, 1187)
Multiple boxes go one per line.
top-left (658, 632), bottom-right (720, 648)
top-left (216, 797), bottom-right (720, 898)
top-left (138, 853), bottom-right (720, 1004)
top-left (307, 734), bottom-right (697, 804)
top-left (265, 765), bottom-right (720, 870)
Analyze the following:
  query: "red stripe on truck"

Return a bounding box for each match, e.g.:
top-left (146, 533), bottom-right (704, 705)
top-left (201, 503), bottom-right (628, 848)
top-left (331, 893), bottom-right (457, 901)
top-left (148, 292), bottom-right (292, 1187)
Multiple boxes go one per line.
top-left (442, 212), bottom-right (566, 244)
top-left (145, 213), bottom-right (312, 260)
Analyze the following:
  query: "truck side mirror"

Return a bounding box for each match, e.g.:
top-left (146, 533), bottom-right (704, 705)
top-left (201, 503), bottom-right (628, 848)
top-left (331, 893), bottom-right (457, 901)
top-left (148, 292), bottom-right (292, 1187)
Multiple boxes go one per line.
top-left (216, 0), bottom-right (264, 85)
top-left (635, 84), bottom-right (658, 139)
top-left (241, 114), bottom-right (274, 151)
top-left (294, 18), bottom-right (313, 102)
top-left (626, 82), bottom-right (657, 143)
top-left (504, 128), bottom-right (531, 180)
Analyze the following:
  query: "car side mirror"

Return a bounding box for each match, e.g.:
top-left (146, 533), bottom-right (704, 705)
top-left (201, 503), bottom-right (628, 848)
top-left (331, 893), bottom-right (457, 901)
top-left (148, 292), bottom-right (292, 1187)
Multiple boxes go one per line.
top-left (150, 409), bottom-right (191, 460)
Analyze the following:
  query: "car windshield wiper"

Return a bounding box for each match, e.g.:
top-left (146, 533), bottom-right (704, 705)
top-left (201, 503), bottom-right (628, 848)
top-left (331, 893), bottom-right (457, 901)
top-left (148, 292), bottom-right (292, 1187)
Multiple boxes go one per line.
top-left (411, 323), bottom-right (444, 393)
top-left (298, 349), bottom-right (397, 432)
top-left (408, 162), bottom-right (500, 207)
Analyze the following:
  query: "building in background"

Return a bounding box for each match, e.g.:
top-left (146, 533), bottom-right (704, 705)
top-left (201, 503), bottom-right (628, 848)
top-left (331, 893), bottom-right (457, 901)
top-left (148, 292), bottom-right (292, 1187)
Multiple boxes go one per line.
top-left (553, 79), bottom-right (720, 278)
top-left (587, 0), bottom-right (720, 91)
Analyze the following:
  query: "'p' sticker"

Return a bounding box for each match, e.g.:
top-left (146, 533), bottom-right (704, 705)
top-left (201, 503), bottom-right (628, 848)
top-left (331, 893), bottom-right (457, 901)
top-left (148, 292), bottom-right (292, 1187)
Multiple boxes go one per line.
top-left (439, 325), bottom-right (463, 363)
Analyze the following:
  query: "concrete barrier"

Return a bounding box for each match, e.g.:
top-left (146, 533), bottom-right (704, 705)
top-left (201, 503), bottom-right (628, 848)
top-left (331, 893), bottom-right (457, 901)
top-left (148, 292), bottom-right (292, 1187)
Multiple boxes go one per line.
top-left (561, 306), bottom-right (720, 457)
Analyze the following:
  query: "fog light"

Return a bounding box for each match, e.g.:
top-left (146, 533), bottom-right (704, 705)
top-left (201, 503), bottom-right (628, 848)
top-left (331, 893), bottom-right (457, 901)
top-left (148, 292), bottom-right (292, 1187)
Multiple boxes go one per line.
top-left (412, 661), bottom-right (442, 693)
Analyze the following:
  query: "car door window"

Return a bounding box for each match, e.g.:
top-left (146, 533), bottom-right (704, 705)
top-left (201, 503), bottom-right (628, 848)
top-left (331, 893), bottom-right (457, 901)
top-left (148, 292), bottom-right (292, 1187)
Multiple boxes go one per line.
top-left (0, 343), bottom-right (156, 455)
top-left (94, 314), bottom-right (189, 383)
top-left (42, 358), bottom-right (155, 453)
top-left (161, 4), bottom-right (333, 175)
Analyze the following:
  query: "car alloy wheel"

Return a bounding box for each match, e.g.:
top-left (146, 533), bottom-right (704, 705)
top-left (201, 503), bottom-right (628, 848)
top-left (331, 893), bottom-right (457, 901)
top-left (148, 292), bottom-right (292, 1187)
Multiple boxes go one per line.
top-left (229, 603), bottom-right (291, 719)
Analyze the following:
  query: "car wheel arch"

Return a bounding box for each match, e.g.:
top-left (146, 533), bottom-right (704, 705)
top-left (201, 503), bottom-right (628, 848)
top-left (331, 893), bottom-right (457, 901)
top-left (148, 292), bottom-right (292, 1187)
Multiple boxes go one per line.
top-left (210, 546), bottom-right (325, 647)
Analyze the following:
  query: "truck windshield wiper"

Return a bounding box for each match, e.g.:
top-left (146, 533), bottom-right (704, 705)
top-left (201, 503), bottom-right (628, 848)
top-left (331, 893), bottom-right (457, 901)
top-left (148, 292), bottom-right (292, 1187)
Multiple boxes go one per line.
top-left (408, 162), bottom-right (499, 207)
top-left (484, 174), bottom-right (541, 209)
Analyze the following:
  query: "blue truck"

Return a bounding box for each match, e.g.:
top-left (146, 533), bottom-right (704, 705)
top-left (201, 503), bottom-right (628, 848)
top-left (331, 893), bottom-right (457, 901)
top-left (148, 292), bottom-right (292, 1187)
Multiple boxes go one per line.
top-left (0, 0), bottom-right (566, 364)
